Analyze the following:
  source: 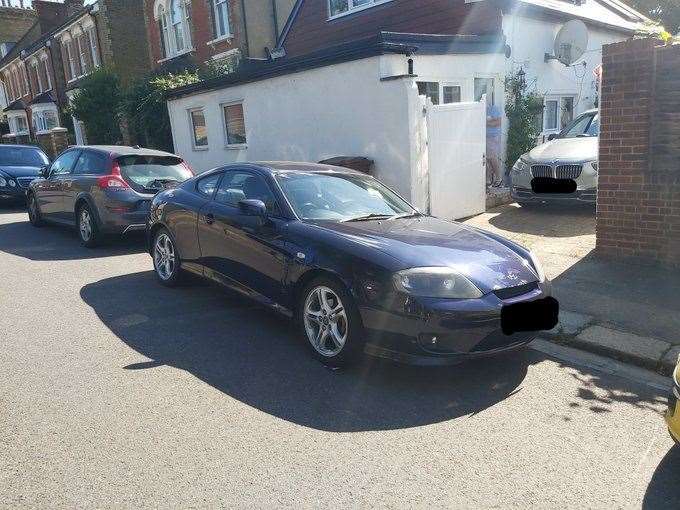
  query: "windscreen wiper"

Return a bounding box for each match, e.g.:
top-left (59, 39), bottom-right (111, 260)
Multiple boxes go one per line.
top-left (389, 211), bottom-right (422, 220)
top-left (342, 213), bottom-right (395, 222)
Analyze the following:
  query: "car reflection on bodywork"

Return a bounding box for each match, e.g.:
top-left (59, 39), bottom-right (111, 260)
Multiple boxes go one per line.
top-left (147, 162), bottom-right (558, 366)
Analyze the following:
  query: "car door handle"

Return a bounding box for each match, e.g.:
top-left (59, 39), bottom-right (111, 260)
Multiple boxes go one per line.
top-left (204, 213), bottom-right (215, 225)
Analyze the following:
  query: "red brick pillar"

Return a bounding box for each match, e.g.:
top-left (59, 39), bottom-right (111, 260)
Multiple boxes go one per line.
top-left (596, 38), bottom-right (680, 267)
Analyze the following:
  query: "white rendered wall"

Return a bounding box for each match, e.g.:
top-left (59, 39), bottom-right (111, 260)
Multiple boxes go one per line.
top-left (168, 56), bottom-right (421, 205)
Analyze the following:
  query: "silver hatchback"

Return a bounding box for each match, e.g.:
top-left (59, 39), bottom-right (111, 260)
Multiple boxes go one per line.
top-left (511, 109), bottom-right (599, 205)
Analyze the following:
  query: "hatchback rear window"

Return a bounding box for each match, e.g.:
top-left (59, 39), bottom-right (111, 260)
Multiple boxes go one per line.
top-left (117, 155), bottom-right (192, 192)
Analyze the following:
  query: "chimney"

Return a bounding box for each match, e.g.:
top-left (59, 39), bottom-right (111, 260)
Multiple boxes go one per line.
top-left (64, 0), bottom-right (85, 16)
top-left (32, 0), bottom-right (69, 31)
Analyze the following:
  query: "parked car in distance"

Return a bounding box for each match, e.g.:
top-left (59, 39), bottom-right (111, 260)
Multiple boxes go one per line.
top-left (0, 145), bottom-right (50, 204)
top-left (28, 145), bottom-right (194, 247)
top-left (665, 354), bottom-right (680, 443)
top-left (148, 162), bottom-right (558, 367)
top-left (511, 109), bottom-right (599, 206)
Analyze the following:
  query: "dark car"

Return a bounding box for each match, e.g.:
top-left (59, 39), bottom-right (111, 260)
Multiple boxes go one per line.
top-left (27, 145), bottom-right (193, 247)
top-left (147, 162), bottom-right (558, 366)
top-left (0, 145), bottom-right (50, 203)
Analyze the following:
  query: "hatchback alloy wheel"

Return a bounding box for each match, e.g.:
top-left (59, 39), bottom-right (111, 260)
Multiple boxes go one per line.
top-left (28, 194), bottom-right (42, 227)
top-left (303, 285), bottom-right (349, 357)
top-left (79, 208), bottom-right (92, 242)
top-left (154, 233), bottom-right (177, 281)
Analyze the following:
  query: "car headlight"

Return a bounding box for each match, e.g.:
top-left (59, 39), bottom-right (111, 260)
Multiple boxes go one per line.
top-left (8, 178), bottom-right (16, 187)
top-left (526, 251), bottom-right (546, 283)
top-left (393, 267), bottom-right (483, 299)
top-left (512, 157), bottom-right (530, 174)
top-left (0, 176), bottom-right (6, 187)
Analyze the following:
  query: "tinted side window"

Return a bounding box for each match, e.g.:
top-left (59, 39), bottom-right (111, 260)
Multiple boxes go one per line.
top-left (216, 171), bottom-right (280, 215)
top-left (73, 151), bottom-right (109, 175)
top-left (196, 174), bottom-right (220, 198)
top-left (50, 150), bottom-right (81, 176)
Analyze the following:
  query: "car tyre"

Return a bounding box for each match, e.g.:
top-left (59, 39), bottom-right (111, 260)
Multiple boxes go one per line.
top-left (298, 277), bottom-right (364, 367)
top-left (152, 228), bottom-right (183, 287)
top-left (77, 203), bottom-right (101, 248)
top-left (27, 193), bottom-right (43, 227)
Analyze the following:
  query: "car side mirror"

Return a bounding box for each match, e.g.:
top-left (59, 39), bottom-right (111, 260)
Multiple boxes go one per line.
top-left (238, 199), bottom-right (268, 218)
top-left (547, 133), bottom-right (558, 141)
top-left (40, 165), bottom-right (50, 178)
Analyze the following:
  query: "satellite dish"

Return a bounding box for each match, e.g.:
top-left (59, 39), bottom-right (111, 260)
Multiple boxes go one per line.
top-left (545, 20), bottom-right (588, 66)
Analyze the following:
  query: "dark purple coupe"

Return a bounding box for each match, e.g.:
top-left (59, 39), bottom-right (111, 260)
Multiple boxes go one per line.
top-left (147, 162), bottom-right (558, 366)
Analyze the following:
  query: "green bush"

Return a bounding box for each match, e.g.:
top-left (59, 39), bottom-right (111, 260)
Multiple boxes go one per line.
top-left (67, 68), bottom-right (123, 145)
top-left (122, 70), bottom-right (201, 152)
top-left (505, 69), bottom-right (544, 168)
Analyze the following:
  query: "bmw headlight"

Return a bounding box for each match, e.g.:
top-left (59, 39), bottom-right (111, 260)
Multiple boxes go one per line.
top-left (512, 157), bottom-right (530, 174)
top-left (393, 267), bottom-right (483, 299)
top-left (0, 176), bottom-right (6, 187)
top-left (526, 251), bottom-right (546, 283)
top-left (591, 161), bottom-right (598, 173)
top-left (8, 178), bottom-right (16, 187)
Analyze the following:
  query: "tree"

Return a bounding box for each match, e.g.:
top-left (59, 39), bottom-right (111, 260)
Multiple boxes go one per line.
top-left (505, 69), bottom-right (544, 168)
top-left (68, 68), bottom-right (123, 145)
top-left (626, 0), bottom-right (680, 34)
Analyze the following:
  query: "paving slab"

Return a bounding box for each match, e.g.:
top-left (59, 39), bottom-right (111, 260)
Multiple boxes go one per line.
top-left (574, 325), bottom-right (671, 369)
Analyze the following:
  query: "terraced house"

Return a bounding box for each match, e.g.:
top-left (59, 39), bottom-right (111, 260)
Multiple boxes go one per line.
top-left (0, 0), bottom-right (150, 152)
top-left (143, 0), bottom-right (296, 71)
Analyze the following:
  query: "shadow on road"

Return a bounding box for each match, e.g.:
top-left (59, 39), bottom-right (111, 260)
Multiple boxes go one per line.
top-left (488, 203), bottom-right (595, 238)
top-left (0, 217), bottom-right (146, 261)
top-left (643, 445), bottom-right (680, 509)
top-left (80, 271), bottom-right (535, 432)
top-left (0, 202), bottom-right (26, 214)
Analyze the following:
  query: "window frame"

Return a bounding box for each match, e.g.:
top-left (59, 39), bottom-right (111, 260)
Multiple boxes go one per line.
top-left (442, 82), bottom-right (463, 104)
top-left (48, 149), bottom-right (81, 177)
top-left (211, 0), bottom-right (232, 41)
top-left (543, 94), bottom-right (576, 134)
top-left (215, 169), bottom-right (283, 217)
top-left (220, 101), bottom-right (247, 149)
top-left (188, 107), bottom-right (209, 150)
top-left (327, 0), bottom-right (393, 20)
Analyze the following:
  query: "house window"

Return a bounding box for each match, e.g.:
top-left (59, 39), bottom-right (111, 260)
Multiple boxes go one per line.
top-left (189, 109), bottom-right (208, 149)
top-left (87, 28), bottom-right (100, 68)
top-left (170, 0), bottom-right (186, 53)
top-left (543, 96), bottom-right (575, 132)
top-left (66, 40), bottom-right (77, 80)
top-left (77, 36), bottom-right (89, 75)
top-left (443, 85), bottom-right (462, 104)
top-left (10, 115), bottom-right (29, 135)
top-left (328, 0), bottom-right (389, 18)
top-left (32, 62), bottom-right (42, 93)
top-left (417, 81), bottom-right (439, 105)
top-left (212, 0), bottom-right (231, 39)
top-left (474, 77), bottom-right (495, 105)
top-left (222, 103), bottom-right (246, 146)
top-left (41, 59), bottom-right (51, 90)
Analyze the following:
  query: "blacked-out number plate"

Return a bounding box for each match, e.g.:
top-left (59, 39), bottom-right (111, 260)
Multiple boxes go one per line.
top-left (501, 297), bottom-right (559, 335)
top-left (531, 177), bottom-right (577, 194)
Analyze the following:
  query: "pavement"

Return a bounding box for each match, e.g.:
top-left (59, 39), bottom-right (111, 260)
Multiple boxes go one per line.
top-left (464, 203), bottom-right (680, 375)
top-left (1, 204), bottom-right (680, 508)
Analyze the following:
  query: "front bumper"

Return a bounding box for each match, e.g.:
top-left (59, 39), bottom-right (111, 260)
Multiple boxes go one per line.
top-left (0, 186), bottom-right (27, 201)
top-left (360, 281), bottom-right (554, 365)
top-left (511, 186), bottom-right (597, 204)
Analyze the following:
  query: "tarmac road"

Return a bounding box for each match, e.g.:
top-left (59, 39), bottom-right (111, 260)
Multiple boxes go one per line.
top-left (1, 205), bottom-right (678, 509)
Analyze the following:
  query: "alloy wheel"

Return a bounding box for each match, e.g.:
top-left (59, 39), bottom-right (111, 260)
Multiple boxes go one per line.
top-left (28, 196), bottom-right (37, 222)
top-left (303, 286), bottom-right (348, 357)
top-left (79, 208), bottom-right (92, 242)
top-left (154, 233), bottom-right (176, 281)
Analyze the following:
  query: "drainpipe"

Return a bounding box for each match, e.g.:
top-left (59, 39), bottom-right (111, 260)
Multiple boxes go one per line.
top-left (239, 0), bottom-right (250, 57)
top-left (271, 0), bottom-right (279, 41)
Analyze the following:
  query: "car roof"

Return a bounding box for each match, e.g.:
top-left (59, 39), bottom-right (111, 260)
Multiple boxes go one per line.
top-left (0, 144), bottom-right (47, 152)
top-left (214, 161), bottom-right (365, 176)
top-left (68, 145), bottom-right (180, 158)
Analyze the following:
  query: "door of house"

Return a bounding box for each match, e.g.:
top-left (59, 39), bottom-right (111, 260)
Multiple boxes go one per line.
top-left (426, 101), bottom-right (486, 220)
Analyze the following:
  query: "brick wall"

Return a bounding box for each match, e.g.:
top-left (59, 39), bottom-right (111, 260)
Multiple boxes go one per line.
top-left (0, 6), bottom-right (36, 47)
top-left (597, 38), bottom-right (680, 267)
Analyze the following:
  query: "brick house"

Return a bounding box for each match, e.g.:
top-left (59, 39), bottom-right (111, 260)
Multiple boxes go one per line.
top-left (0, 0), bottom-right (150, 149)
top-left (0, 0), bottom-right (75, 146)
top-left (143, 0), bottom-right (295, 72)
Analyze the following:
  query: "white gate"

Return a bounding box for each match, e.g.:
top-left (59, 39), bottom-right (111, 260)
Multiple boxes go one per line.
top-left (426, 101), bottom-right (486, 220)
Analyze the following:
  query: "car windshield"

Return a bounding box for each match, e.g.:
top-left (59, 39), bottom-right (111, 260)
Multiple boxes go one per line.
top-left (276, 172), bottom-right (416, 222)
top-left (117, 155), bottom-right (192, 191)
top-left (0, 146), bottom-right (49, 167)
top-left (560, 113), bottom-right (599, 138)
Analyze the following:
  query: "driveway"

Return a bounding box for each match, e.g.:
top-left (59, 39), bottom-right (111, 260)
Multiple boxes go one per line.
top-left (0, 204), bottom-right (678, 508)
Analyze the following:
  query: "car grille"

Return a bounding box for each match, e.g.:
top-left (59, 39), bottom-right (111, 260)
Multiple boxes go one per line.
top-left (531, 165), bottom-right (583, 179)
top-left (531, 165), bottom-right (552, 178)
top-left (17, 177), bottom-right (36, 189)
top-left (556, 165), bottom-right (582, 179)
top-left (494, 282), bottom-right (539, 300)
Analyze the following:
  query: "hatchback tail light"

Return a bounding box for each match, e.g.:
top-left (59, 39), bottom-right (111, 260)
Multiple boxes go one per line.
top-left (97, 159), bottom-right (130, 190)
